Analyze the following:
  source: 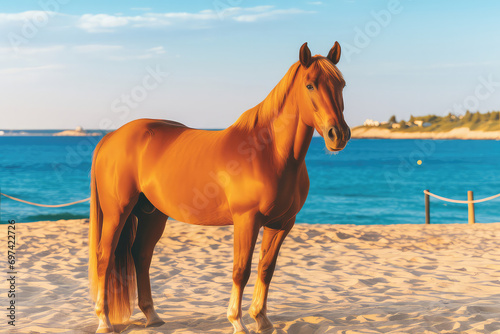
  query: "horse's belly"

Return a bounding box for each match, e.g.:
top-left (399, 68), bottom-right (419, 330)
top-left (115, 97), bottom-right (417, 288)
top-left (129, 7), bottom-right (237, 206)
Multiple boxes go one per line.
top-left (166, 200), bottom-right (233, 226)
top-left (142, 172), bottom-right (233, 226)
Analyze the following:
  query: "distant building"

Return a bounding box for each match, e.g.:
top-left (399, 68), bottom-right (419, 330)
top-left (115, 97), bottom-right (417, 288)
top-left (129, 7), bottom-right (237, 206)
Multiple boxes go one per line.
top-left (364, 119), bottom-right (380, 127)
top-left (413, 120), bottom-right (432, 127)
top-left (392, 123), bottom-right (401, 129)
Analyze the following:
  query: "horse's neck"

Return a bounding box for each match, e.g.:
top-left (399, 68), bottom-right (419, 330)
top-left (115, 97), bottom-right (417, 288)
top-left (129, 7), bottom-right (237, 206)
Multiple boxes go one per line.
top-left (270, 103), bottom-right (314, 166)
top-left (230, 63), bottom-right (313, 168)
top-left (230, 104), bottom-right (313, 166)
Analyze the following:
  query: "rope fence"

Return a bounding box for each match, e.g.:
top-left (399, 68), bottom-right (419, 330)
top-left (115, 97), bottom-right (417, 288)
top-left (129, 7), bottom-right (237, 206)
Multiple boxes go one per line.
top-left (2, 190), bottom-right (498, 225)
top-left (0, 192), bottom-right (90, 208)
top-left (424, 190), bottom-right (500, 224)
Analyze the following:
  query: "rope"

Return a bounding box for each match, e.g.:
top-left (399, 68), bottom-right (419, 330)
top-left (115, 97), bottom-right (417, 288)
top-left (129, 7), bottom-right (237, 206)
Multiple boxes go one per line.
top-left (424, 190), bottom-right (500, 204)
top-left (3, 189), bottom-right (498, 207)
top-left (0, 193), bottom-right (90, 208)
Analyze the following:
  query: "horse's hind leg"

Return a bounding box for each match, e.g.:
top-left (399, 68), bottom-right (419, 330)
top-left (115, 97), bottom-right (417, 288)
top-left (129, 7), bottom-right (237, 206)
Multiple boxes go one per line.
top-left (249, 217), bottom-right (295, 332)
top-left (132, 198), bottom-right (168, 327)
top-left (95, 205), bottom-right (135, 333)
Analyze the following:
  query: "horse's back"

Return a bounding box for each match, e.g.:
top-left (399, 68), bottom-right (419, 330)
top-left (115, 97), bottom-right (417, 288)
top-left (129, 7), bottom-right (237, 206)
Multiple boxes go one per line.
top-left (102, 118), bottom-right (189, 147)
top-left (93, 119), bottom-right (189, 196)
top-left (117, 118), bottom-right (188, 138)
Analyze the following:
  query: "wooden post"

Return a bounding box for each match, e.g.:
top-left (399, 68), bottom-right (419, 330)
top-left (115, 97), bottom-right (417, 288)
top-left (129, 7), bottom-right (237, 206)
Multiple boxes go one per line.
top-left (425, 190), bottom-right (430, 224)
top-left (468, 191), bottom-right (475, 224)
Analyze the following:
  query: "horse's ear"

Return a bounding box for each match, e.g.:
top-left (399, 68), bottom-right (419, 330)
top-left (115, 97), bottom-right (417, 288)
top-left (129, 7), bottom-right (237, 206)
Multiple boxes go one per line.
top-left (299, 42), bottom-right (312, 68)
top-left (327, 41), bottom-right (341, 65)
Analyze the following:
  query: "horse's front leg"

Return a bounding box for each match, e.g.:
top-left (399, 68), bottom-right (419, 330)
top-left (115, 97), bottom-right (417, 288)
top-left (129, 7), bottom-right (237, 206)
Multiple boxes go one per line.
top-left (249, 217), bottom-right (295, 332)
top-left (227, 212), bottom-right (260, 334)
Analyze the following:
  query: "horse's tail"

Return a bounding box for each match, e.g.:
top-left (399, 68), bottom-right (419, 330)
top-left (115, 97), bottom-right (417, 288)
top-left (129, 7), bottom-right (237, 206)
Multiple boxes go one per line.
top-left (89, 136), bottom-right (138, 323)
top-left (88, 139), bottom-right (104, 304)
top-left (107, 213), bottom-right (137, 323)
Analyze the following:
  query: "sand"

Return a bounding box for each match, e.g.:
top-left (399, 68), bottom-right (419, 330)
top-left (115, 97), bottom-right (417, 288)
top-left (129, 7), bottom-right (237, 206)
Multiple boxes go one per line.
top-left (3, 219), bottom-right (500, 334)
top-left (351, 127), bottom-right (500, 140)
top-left (53, 130), bottom-right (101, 136)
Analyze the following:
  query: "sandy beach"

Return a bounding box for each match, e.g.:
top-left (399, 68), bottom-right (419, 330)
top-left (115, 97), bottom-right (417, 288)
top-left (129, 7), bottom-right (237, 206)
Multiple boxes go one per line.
top-left (351, 127), bottom-right (500, 140)
top-left (4, 219), bottom-right (500, 334)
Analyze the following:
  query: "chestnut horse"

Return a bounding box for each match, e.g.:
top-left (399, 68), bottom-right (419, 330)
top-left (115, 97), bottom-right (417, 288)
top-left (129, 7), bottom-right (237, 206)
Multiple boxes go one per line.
top-left (89, 42), bottom-right (349, 334)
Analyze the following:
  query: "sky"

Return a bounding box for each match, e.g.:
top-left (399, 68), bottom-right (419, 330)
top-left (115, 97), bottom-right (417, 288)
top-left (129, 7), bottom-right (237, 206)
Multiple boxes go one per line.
top-left (1, 0), bottom-right (500, 130)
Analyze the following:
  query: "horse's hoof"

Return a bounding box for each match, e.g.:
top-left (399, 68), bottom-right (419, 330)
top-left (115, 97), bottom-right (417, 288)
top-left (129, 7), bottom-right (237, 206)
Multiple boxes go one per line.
top-left (257, 326), bottom-right (275, 334)
top-left (146, 318), bottom-right (165, 327)
top-left (253, 314), bottom-right (274, 333)
top-left (95, 326), bottom-right (113, 333)
top-left (233, 327), bottom-right (250, 334)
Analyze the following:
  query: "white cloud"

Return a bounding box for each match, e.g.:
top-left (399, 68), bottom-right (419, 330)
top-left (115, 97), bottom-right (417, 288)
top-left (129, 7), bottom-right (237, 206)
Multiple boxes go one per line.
top-left (0, 45), bottom-right (65, 59)
top-left (147, 46), bottom-right (166, 55)
top-left (77, 11), bottom-right (217, 32)
top-left (0, 64), bottom-right (64, 74)
top-left (131, 7), bottom-right (152, 12)
top-left (233, 8), bottom-right (312, 23)
top-left (0, 45), bottom-right (64, 54)
top-left (0, 5), bottom-right (315, 59)
top-left (78, 14), bottom-right (131, 32)
top-left (0, 10), bottom-right (60, 23)
top-left (68, 44), bottom-right (165, 60)
top-left (76, 6), bottom-right (312, 32)
top-left (108, 46), bottom-right (166, 61)
top-left (0, 7), bottom-right (313, 33)
top-left (72, 44), bottom-right (123, 53)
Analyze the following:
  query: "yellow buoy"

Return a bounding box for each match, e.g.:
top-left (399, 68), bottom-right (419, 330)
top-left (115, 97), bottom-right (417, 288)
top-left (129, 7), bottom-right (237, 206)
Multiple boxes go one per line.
top-left (417, 160), bottom-right (422, 165)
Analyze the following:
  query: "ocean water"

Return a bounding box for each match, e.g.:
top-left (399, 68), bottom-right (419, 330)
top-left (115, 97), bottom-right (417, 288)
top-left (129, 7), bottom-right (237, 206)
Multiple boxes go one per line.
top-left (0, 132), bottom-right (499, 225)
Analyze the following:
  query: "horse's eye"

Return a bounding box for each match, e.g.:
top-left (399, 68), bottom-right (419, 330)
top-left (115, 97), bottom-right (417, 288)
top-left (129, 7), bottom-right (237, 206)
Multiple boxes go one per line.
top-left (306, 84), bottom-right (314, 90)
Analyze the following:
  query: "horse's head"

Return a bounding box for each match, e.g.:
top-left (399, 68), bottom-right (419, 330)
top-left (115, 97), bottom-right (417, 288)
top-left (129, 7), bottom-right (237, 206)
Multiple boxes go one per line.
top-left (297, 42), bottom-right (350, 152)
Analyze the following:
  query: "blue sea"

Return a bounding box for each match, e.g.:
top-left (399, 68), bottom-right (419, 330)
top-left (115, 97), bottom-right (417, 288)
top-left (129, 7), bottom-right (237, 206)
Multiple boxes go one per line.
top-left (1, 131), bottom-right (499, 225)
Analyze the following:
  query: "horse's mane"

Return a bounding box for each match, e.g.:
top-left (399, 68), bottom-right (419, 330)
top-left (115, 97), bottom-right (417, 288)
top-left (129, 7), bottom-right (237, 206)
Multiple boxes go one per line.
top-left (232, 56), bottom-right (343, 131)
top-left (232, 61), bottom-right (300, 131)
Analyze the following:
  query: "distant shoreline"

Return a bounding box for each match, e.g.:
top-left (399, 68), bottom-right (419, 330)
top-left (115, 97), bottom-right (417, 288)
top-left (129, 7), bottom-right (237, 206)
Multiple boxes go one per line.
top-left (2, 127), bottom-right (500, 140)
top-left (351, 126), bottom-right (500, 140)
top-left (0, 129), bottom-right (107, 137)
top-left (52, 130), bottom-right (102, 136)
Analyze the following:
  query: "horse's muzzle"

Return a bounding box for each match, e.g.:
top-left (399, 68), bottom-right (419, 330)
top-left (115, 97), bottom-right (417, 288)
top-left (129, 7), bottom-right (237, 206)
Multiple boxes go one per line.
top-left (325, 125), bottom-right (350, 151)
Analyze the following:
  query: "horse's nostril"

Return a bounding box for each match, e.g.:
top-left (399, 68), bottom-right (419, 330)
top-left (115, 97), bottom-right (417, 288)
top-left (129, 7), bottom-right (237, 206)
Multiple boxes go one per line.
top-left (346, 128), bottom-right (351, 141)
top-left (328, 128), bottom-right (335, 140)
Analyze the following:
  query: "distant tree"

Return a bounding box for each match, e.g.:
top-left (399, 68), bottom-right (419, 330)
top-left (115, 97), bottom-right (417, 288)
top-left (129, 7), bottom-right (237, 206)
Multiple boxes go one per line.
top-left (389, 115), bottom-right (397, 123)
top-left (471, 111), bottom-right (481, 123)
top-left (463, 110), bottom-right (472, 122)
top-left (481, 112), bottom-right (490, 122)
top-left (427, 115), bottom-right (438, 123)
top-left (490, 111), bottom-right (500, 121)
top-left (409, 115), bottom-right (415, 123)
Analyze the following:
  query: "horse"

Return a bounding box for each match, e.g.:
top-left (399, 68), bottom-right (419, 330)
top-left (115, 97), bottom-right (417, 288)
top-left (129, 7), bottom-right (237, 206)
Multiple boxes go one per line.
top-left (88, 42), bottom-right (350, 334)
